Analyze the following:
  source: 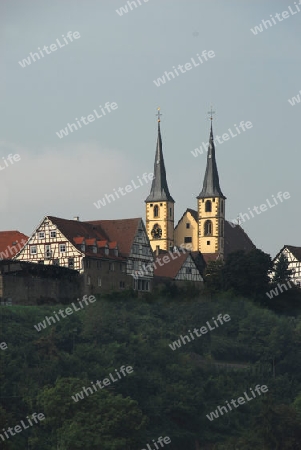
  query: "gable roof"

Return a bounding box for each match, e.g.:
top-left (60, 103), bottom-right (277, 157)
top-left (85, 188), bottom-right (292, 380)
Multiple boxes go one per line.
top-left (86, 218), bottom-right (141, 256)
top-left (174, 208), bottom-right (198, 230)
top-left (224, 221), bottom-right (256, 257)
top-left (274, 245), bottom-right (301, 263)
top-left (0, 231), bottom-right (29, 259)
top-left (154, 250), bottom-right (191, 279)
top-left (48, 216), bottom-right (108, 242)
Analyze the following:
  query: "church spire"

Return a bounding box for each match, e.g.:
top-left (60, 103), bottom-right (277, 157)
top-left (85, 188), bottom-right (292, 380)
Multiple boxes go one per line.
top-left (197, 120), bottom-right (225, 199)
top-left (145, 108), bottom-right (174, 203)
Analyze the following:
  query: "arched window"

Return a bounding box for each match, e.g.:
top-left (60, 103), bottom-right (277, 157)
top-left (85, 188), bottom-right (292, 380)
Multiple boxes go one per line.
top-left (204, 220), bottom-right (212, 236)
top-left (154, 205), bottom-right (159, 218)
top-left (205, 200), bottom-right (212, 212)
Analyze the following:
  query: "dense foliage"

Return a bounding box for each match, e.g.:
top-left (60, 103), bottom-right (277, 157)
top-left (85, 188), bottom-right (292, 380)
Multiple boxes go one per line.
top-left (1, 285), bottom-right (301, 449)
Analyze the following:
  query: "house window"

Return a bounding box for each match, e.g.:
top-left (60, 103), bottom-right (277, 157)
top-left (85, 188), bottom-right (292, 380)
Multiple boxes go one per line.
top-left (68, 258), bottom-right (74, 269)
top-left (105, 248), bottom-right (109, 255)
top-left (93, 246), bottom-right (97, 253)
top-left (186, 267), bottom-right (192, 274)
top-left (186, 223), bottom-right (190, 229)
top-left (50, 231), bottom-right (56, 238)
top-left (81, 244), bottom-right (85, 252)
top-left (98, 277), bottom-right (102, 286)
top-left (38, 232), bottom-right (45, 239)
top-left (85, 259), bottom-right (91, 269)
top-left (30, 246), bottom-right (37, 255)
top-left (59, 244), bottom-right (66, 253)
top-left (87, 276), bottom-right (91, 285)
top-left (120, 281), bottom-right (125, 289)
top-left (154, 205), bottom-right (159, 218)
top-left (204, 220), bottom-right (212, 236)
top-left (114, 249), bottom-right (118, 256)
top-left (97, 261), bottom-right (101, 269)
top-left (205, 200), bottom-right (212, 212)
top-left (38, 260), bottom-right (44, 264)
top-left (45, 245), bottom-right (52, 259)
top-left (184, 237), bottom-right (192, 243)
top-left (120, 263), bottom-right (125, 272)
top-left (109, 263), bottom-right (114, 271)
top-left (207, 241), bottom-right (210, 245)
top-left (53, 259), bottom-right (59, 266)
top-left (133, 260), bottom-right (139, 270)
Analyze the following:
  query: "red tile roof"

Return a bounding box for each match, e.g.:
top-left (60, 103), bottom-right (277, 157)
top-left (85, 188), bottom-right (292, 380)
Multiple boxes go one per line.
top-left (97, 240), bottom-right (108, 248)
top-left (48, 216), bottom-right (109, 242)
top-left (73, 237), bottom-right (85, 245)
top-left (86, 238), bottom-right (96, 246)
top-left (153, 250), bottom-right (190, 279)
top-left (0, 231), bottom-right (28, 259)
top-left (87, 218), bottom-right (141, 256)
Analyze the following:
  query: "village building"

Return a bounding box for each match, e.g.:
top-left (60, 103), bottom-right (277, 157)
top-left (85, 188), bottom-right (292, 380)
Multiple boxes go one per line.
top-left (14, 216), bottom-right (154, 294)
top-left (271, 245), bottom-right (301, 286)
top-left (153, 249), bottom-right (203, 289)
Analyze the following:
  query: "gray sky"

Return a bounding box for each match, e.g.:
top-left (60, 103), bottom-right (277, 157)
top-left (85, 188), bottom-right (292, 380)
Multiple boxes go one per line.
top-left (1, 0), bottom-right (300, 257)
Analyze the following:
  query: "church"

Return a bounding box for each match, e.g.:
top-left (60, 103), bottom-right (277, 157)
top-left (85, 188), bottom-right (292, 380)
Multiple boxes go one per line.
top-left (145, 109), bottom-right (255, 263)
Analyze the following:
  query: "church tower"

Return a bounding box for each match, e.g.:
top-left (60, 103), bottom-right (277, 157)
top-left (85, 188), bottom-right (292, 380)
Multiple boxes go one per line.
top-left (145, 109), bottom-right (175, 252)
top-left (197, 120), bottom-right (226, 257)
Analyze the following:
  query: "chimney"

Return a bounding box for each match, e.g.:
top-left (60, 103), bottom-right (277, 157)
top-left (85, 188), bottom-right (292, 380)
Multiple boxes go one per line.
top-left (73, 216), bottom-right (80, 221)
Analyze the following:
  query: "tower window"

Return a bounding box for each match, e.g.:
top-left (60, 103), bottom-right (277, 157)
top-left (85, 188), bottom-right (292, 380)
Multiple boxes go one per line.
top-left (221, 219), bottom-right (224, 237)
top-left (186, 223), bottom-right (190, 229)
top-left (184, 237), bottom-right (192, 243)
top-left (160, 203), bottom-right (163, 206)
top-left (213, 198), bottom-right (215, 202)
top-left (170, 208), bottom-right (172, 217)
top-left (221, 200), bottom-right (224, 213)
top-left (207, 241), bottom-right (210, 245)
top-left (150, 204), bottom-right (153, 207)
top-left (154, 205), bottom-right (159, 217)
top-left (204, 220), bottom-right (212, 236)
top-left (205, 200), bottom-right (212, 212)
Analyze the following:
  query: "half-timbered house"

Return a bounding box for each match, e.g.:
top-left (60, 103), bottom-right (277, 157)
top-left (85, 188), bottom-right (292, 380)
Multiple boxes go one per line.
top-left (14, 215), bottom-right (154, 294)
top-left (271, 245), bottom-right (301, 286)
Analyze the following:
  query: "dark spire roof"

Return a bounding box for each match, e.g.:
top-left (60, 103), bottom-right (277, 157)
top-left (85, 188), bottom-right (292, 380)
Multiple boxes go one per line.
top-left (145, 120), bottom-right (174, 203)
top-left (197, 123), bottom-right (226, 199)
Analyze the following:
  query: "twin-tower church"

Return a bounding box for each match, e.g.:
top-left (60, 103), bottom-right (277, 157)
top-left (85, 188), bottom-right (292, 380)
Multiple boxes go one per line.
top-left (145, 110), bottom-right (254, 260)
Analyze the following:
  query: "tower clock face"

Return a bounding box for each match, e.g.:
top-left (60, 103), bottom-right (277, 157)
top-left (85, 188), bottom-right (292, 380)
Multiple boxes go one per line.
top-left (151, 224), bottom-right (162, 239)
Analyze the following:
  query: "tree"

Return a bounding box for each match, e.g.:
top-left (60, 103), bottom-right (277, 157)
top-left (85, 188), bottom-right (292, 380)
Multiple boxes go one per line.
top-left (222, 249), bottom-right (272, 299)
top-left (273, 253), bottom-right (293, 284)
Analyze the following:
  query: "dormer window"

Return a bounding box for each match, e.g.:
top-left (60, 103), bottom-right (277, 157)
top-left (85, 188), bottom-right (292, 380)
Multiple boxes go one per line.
top-left (105, 248), bottom-right (109, 255)
top-left (81, 244), bottom-right (85, 252)
top-left (114, 249), bottom-right (118, 256)
top-left (93, 246), bottom-right (97, 253)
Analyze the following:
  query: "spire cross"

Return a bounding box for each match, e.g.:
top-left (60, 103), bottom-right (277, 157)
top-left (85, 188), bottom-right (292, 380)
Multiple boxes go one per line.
top-left (156, 107), bottom-right (162, 122)
top-left (207, 106), bottom-right (215, 121)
